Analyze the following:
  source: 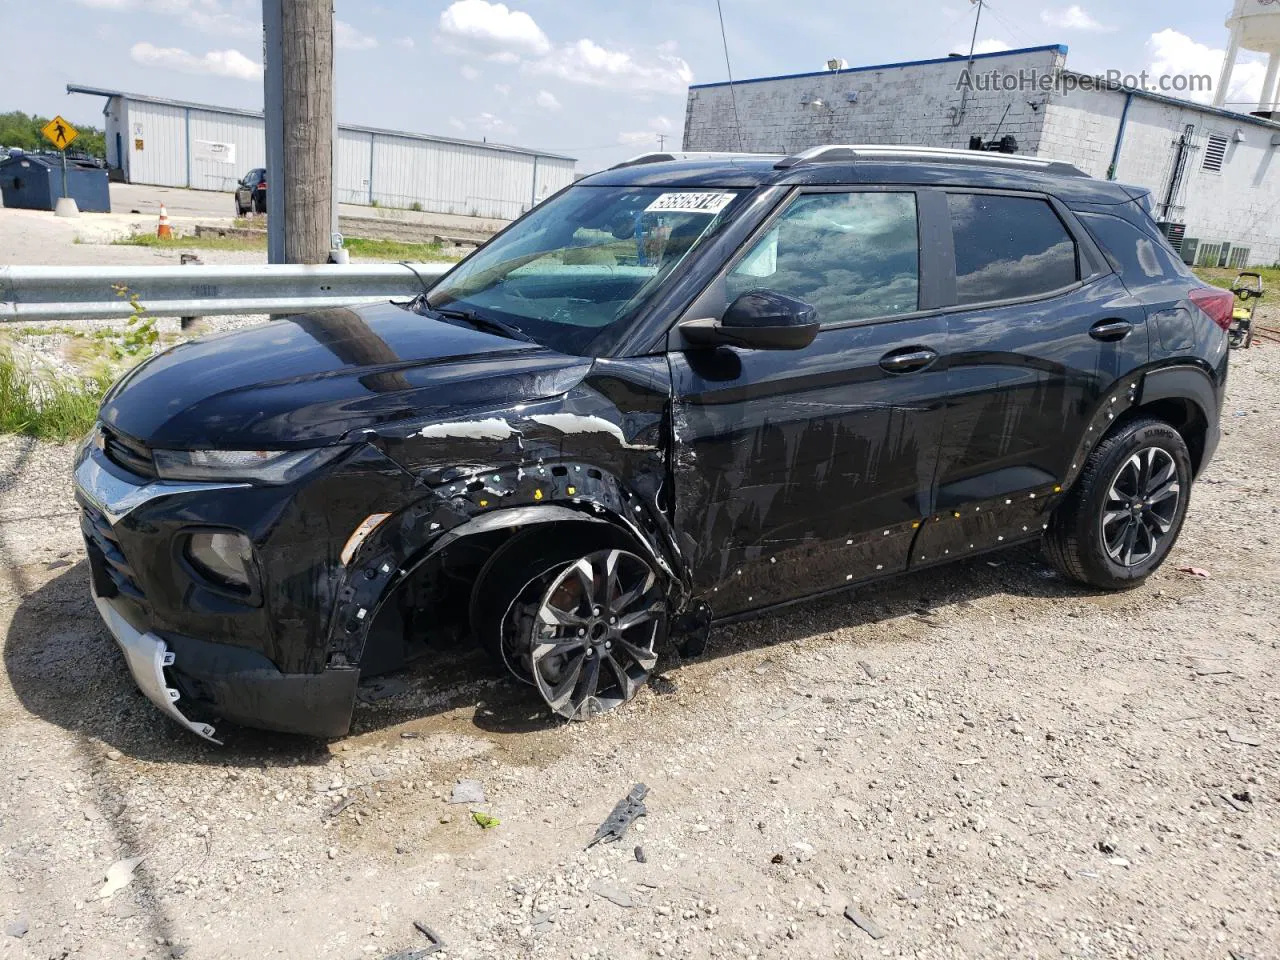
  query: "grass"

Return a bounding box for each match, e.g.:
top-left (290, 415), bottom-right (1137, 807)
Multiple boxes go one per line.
top-left (1193, 265), bottom-right (1280, 291)
top-left (112, 231), bottom-right (461, 261)
top-left (0, 348), bottom-right (114, 441)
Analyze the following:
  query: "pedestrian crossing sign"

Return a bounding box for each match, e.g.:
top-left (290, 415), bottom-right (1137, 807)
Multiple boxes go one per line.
top-left (41, 116), bottom-right (79, 150)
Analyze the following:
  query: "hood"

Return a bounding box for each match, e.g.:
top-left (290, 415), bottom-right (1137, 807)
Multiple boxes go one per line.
top-left (101, 303), bottom-right (592, 448)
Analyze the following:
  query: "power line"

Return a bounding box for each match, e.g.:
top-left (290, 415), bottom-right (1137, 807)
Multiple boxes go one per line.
top-left (714, 0), bottom-right (744, 150)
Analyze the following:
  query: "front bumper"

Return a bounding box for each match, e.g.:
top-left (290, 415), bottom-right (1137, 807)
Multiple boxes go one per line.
top-left (93, 592), bottom-right (222, 743)
top-left (75, 444), bottom-right (363, 741)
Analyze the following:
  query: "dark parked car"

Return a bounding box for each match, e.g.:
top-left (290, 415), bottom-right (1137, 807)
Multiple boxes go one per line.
top-left (74, 145), bottom-right (1232, 742)
top-left (234, 168), bottom-right (266, 215)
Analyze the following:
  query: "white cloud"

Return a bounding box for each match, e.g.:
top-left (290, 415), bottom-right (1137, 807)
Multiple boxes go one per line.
top-left (393, 37), bottom-right (415, 50)
top-left (533, 38), bottom-right (693, 95)
top-left (494, 83), bottom-right (511, 96)
top-left (1040, 6), bottom-right (1108, 32)
top-left (335, 19), bottom-right (378, 50)
top-left (465, 111), bottom-right (517, 135)
top-left (448, 116), bottom-right (466, 131)
top-left (439, 0), bottom-right (550, 57)
top-left (130, 41), bottom-right (262, 80)
top-left (535, 89), bottom-right (561, 110)
top-left (972, 39), bottom-right (1012, 54)
top-left (76, 0), bottom-right (257, 38)
top-left (461, 64), bottom-right (481, 81)
top-left (1147, 28), bottom-right (1264, 106)
top-left (618, 115), bottom-right (675, 145)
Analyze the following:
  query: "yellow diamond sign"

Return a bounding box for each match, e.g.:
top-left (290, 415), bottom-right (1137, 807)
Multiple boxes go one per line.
top-left (41, 115), bottom-right (79, 150)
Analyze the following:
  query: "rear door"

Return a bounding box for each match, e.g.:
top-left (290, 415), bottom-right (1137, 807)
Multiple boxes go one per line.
top-left (668, 187), bottom-right (950, 615)
top-left (916, 189), bottom-right (1150, 561)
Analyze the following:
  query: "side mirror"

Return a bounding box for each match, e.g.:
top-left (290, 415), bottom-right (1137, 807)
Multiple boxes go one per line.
top-left (678, 291), bottom-right (820, 351)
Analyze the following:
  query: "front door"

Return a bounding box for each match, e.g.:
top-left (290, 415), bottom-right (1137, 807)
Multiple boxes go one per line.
top-left (668, 188), bottom-right (950, 616)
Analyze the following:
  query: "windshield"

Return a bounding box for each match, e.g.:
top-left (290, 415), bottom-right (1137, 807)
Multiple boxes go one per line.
top-left (426, 185), bottom-right (745, 355)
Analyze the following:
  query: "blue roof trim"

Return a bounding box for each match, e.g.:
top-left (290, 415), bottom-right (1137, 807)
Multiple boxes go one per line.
top-left (689, 44), bottom-right (1070, 90)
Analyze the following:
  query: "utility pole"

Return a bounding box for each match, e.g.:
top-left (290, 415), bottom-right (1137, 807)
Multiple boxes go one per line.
top-left (657, 133), bottom-right (667, 150)
top-left (263, 0), bottom-right (336, 264)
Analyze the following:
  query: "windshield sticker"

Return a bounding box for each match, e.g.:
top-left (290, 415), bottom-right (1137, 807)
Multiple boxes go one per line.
top-left (644, 192), bottom-right (736, 215)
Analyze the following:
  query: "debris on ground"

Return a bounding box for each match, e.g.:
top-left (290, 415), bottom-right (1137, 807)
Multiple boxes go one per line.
top-left (587, 783), bottom-right (648, 847)
top-left (471, 811), bottom-right (500, 829)
top-left (449, 779), bottom-right (485, 804)
top-left (4, 918), bottom-right (29, 939)
top-left (858, 660), bottom-right (878, 679)
top-left (648, 674), bottom-right (679, 696)
top-left (589, 881), bottom-right (636, 908)
top-left (844, 905), bottom-right (886, 939)
top-left (1096, 838), bottom-right (1118, 855)
top-left (404, 921), bottom-right (446, 955)
top-left (1222, 793), bottom-right (1252, 813)
top-left (1177, 566), bottom-right (1211, 579)
top-left (357, 677), bottom-right (409, 703)
top-left (97, 856), bottom-right (144, 900)
top-left (634, 845), bottom-right (647, 863)
top-left (1227, 728), bottom-right (1263, 747)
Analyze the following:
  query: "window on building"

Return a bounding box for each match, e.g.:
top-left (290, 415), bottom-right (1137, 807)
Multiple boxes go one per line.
top-left (725, 191), bottom-right (920, 324)
top-left (948, 193), bottom-right (1080, 305)
top-left (1202, 135), bottom-right (1229, 173)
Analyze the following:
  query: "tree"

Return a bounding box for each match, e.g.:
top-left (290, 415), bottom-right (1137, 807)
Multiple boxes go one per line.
top-left (0, 111), bottom-right (106, 158)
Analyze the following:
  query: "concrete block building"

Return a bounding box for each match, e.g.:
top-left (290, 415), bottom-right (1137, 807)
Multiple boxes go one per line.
top-left (684, 45), bottom-right (1280, 266)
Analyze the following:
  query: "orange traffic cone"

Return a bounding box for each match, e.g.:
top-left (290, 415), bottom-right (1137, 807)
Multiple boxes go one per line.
top-left (157, 203), bottom-right (173, 239)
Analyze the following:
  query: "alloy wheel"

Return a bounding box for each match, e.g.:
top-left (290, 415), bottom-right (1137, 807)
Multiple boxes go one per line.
top-left (1100, 446), bottom-right (1181, 567)
top-left (528, 549), bottom-right (663, 720)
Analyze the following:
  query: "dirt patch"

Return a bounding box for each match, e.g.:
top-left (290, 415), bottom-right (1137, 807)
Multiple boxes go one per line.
top-left (1, 343), bottom-right (1277, 960)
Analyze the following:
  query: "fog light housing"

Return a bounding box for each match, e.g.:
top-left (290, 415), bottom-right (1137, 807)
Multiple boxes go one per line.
top-left (186, 532), bottom-right (255, 594)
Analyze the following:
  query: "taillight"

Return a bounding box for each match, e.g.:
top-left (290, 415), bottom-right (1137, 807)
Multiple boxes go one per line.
top-left (259, 180), bottom-right (267, 190)
top-left (1188, 287), bottom-right (1235, 331)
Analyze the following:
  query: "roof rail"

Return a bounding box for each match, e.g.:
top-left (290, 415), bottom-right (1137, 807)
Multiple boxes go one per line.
top-left (609, 150), bottom-right (779, 170)
top-left (774, 144), bottom-right (1088, 177)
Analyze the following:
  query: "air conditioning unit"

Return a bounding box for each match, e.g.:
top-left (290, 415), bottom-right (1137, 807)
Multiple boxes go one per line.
top-left (1180, 238), bottom-right (1199, 266)
top-left (1157, 221), bottom-right (1186, 253)
top-left (1228, 245), bottom-right (1251, 269)
top-left (1196, 241), bottom-right (1223, 268)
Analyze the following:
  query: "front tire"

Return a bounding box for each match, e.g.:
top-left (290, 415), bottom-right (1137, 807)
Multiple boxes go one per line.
top-left (1045, 417), bottom-right (1193, 590)
top-left (470, 527), bottom-right (667, 720)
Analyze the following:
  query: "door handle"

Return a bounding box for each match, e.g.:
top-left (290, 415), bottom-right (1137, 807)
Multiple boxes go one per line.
top-left (879, 347), bottom-right (938, 374)
top-left (1089, 319), bottom-right (1133, 342)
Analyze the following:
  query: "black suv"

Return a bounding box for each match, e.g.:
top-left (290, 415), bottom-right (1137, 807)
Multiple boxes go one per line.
top-left (74, 146), bottom-right (1231, 741)
top-left (234, 168), bottom-right (266, 215)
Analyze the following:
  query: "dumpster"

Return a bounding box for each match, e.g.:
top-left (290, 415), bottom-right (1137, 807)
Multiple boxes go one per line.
top-left (0, 153), bottom-right (111, 212)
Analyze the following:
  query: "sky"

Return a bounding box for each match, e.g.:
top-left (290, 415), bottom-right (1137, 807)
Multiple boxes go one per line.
top-left (0, 0), bottom-right (1272, 171)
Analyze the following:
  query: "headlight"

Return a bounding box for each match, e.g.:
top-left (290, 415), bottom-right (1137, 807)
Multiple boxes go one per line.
top-left (186, 532), bottom-right (254, 593)
top-left (153, 446), bottom-right (348, 484)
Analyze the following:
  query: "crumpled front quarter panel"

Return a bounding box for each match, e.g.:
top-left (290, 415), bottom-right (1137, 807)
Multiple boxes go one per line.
top-left (321, 357), bottom-right (680, 667)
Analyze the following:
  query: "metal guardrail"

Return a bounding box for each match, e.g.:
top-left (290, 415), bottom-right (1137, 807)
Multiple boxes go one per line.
top-left (0, 262), bottom-right (452, 323)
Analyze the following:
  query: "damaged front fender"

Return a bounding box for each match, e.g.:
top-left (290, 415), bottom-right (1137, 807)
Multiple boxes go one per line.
top-left (321, 358), bottom-right (688, 671)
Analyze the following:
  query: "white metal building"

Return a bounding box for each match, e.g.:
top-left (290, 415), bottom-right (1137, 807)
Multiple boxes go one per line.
top-left (68, 84), bottom-right (576, 221)
top-left (683, 45), bottom-right (1280, 266)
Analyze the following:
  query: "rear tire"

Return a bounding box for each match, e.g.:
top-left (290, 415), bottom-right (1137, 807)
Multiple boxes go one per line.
top-left (1045, 417), bottom-right (1193, 590)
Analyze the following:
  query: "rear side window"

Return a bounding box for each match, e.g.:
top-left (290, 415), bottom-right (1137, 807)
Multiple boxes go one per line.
top-left (948, 194), bottom-right (1079, 305)
top-left (726, 191), bottom-right (920, 325)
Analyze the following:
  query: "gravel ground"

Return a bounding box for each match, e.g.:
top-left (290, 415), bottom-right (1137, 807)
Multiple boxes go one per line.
top-left (0, 323), bottom-right (1277, 960)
